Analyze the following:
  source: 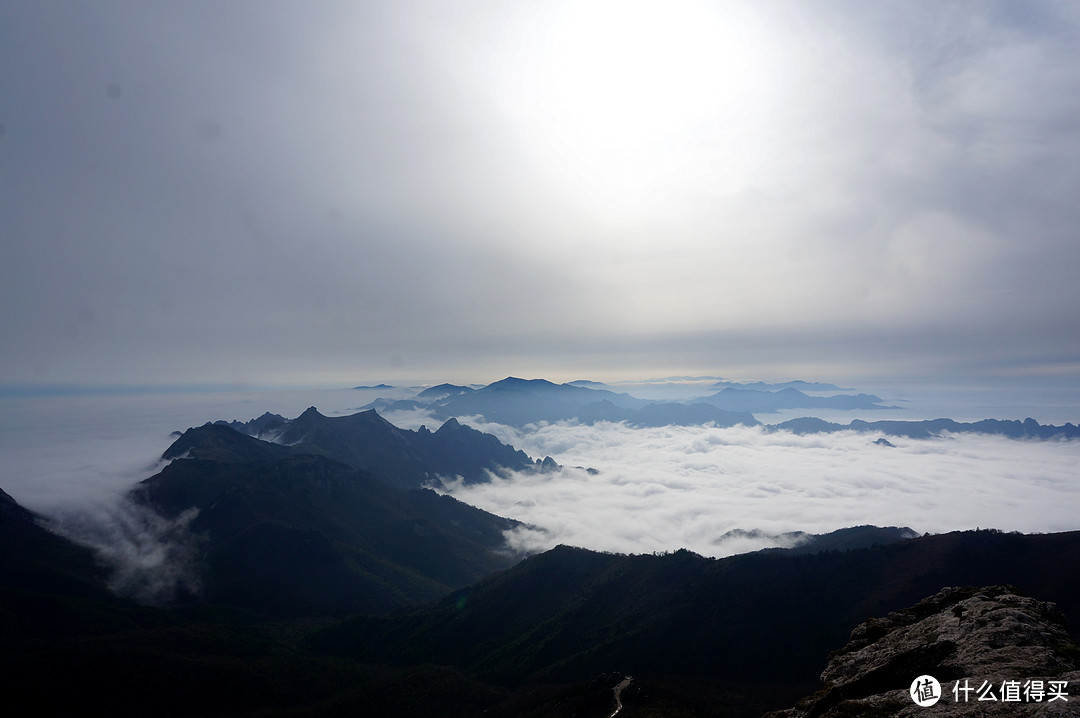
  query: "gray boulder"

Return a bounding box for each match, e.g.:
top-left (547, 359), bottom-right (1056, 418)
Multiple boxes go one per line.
top-left (768, 585), bottom-right (1080, 717)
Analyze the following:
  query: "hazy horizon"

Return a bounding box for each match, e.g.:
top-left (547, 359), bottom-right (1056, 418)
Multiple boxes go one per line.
top-left (3, 378), bottom-right (1077, 567)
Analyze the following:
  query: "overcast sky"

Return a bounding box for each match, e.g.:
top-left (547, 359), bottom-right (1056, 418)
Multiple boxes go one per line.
top-left (3, 1), bottom-right (1080, 388)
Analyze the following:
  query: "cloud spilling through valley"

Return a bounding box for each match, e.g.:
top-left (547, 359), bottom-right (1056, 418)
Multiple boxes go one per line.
top-left (419, 417), bottom-right (1080, 557)
top-left (47, 500), bottom-right (203, 604)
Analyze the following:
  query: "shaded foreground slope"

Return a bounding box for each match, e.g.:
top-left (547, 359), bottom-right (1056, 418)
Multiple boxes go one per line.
top-left (136, 452), bottom-right (523, 616)
top-left (1, 486), bottom-right (363, 718)
top-left (311, 530), bottom-right (1080, 713)
top-left (0, 487), bottom-right (109, 602)
top-left (5, 474), bottom-right (1080, 718)
top-left (0, 486), bottom-right (133, 646)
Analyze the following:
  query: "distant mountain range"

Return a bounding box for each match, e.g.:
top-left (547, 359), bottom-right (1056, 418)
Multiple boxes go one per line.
top-left (707, 379), bottom-right (850, 392)
top-left (353, 377), bottom-right (1080, 440)
top-left (693, 387), bottom-right (897, 412)
top-left (770, 415), bottom-right (1080, 440)
top-left (363, 376), bottom-right (759, 428)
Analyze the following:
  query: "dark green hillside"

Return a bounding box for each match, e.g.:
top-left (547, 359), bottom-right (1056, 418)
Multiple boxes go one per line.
top-left (136, 453), bottom-right (523, 616)
top-left (311, 530), bottom-right (1080, 710)
top-left (0, 487), bottom-right (109, 601)
top-left (0, 487), bottom-right (344, 716)
top-left (1, 487), bottom-right (147, 646)
top-left (1, 486), bottom-right (504, 717)
top-left (7, 471), bottom-right (1080, 718)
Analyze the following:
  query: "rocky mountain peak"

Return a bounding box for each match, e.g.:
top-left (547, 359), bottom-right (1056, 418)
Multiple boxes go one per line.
top-left (768, 585), bottom-right (1080, 717)
top-left (436, 416), bottom-right (463, 432)
top-left (296, 406), bottom-right (324, 420)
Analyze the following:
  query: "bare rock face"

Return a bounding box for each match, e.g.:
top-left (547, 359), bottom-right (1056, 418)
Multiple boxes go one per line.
top-left (768, 585), bottom-right (1080, 717)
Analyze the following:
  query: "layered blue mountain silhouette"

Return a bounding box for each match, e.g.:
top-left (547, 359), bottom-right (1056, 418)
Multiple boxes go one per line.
top-left (363, 376), bottom-right (760, 428)
top-left (692, 386), bottom-right (897, 412)
top-left (355, 376), bottom-right (1080, 440)
top-left (769, 415), bottom-right (1080, 439)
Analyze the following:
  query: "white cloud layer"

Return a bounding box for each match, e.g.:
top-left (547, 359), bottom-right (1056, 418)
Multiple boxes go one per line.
top-left (434, 418), bottom-right (1080, 557)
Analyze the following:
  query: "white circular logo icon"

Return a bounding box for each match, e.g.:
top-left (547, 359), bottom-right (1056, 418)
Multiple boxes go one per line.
top-left (910, 675), bottom-right (942, 707)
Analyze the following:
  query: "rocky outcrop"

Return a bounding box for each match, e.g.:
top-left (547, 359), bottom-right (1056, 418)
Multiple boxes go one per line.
top-left (768, 585), bottom-right (1080, 717)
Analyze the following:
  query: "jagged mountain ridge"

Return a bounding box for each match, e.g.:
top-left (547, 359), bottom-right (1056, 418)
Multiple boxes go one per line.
top-left (188, 406), bottom-right (547, 489)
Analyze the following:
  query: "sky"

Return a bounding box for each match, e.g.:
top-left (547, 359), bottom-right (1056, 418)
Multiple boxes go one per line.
top-left (2, 0), bottom-right (1080, 390)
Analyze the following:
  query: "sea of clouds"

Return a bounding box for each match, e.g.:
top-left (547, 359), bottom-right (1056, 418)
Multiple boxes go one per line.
top-left (2, 382), bottom-right (1078, 598)
top-left (383, 411), bottom-right (1080, 557)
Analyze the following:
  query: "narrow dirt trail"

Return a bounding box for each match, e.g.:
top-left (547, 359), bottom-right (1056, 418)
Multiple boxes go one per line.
top-left (609, 676), bottom-right (633, 717)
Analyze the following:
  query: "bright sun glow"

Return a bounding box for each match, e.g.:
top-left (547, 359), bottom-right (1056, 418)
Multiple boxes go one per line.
top-left (499, 0), bottom-right (776, 222)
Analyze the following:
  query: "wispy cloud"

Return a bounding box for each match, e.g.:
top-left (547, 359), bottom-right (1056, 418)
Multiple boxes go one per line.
top-left (47, 500), bottom-right (203, 604)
